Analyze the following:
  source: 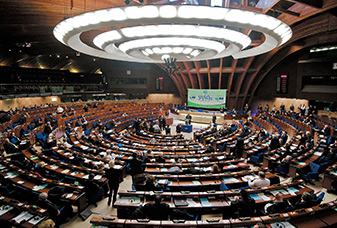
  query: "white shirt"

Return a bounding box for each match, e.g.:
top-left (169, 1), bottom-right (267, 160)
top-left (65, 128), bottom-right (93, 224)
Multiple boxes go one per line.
top-left (248, 178), bottom-right (270, 188)
top-left (57, 107), bottom-right (64, 113)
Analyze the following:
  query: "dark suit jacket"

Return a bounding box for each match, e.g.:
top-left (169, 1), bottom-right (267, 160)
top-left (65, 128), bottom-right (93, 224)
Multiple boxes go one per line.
top-left (231, 197), bottom-right (256, 217)
top-left (4, 141), bottom-right (19, 154)
top-left (235, 138), bottom-right (244, 158)
top-left (105, 167), bottom-right (121, 187)
top-left (143, 202), bottom-right (170, 220)
top-left (266, 201), bottom-right (288, 214)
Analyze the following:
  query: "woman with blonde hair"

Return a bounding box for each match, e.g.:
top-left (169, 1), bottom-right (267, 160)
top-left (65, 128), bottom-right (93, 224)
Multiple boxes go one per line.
top-left (105, 159), bottom-right (121, 207)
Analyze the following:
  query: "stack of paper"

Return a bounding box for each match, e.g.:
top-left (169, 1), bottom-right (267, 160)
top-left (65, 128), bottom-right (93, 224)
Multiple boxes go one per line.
top-left (13, 211), bottom-right (34, 223)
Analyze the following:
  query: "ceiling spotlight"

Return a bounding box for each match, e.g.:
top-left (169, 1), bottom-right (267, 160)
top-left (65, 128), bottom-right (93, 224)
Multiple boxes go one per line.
top-left (125, 0), bottom-right (131, 5)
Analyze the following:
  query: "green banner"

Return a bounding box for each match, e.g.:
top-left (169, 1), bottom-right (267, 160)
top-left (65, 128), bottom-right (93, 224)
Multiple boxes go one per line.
top-left (188, 89), bottom-right (226, 109)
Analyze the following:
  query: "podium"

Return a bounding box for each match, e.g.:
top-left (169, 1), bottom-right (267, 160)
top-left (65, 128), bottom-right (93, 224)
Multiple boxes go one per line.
top-left (181, 124), bottom-right (192, 133)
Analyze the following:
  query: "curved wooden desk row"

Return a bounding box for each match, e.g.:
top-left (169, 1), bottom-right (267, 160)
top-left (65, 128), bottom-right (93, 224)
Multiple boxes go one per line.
top-left (144, 158), bottom-right (245, 168)
top-left (91, 199), bottom-right (337, 228)
top-left (115, 181), bottom-right (312, 211)
top-left (133, 169), bottom-right (275, 191)
top-left (136, 130), bottom-right (186, 142)
top-left (0, 194), bottom-right (48, 228)
top-left (144, 163), bottom-right (249, 175)
top-left (125, 131), bottom-right (195, 145)
top-left (323, 163), bottom-right (337, 191)
top-left (0, 159), bottom-right (87, 212)
top-left (22, 148), bottom-right (108, 184)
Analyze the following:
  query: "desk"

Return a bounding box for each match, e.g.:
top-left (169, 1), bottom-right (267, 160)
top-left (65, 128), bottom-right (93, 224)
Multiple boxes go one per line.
top-left (181, 125), bottom-right (192, 133)
top-left (323, 172), bottom-right (337, 191)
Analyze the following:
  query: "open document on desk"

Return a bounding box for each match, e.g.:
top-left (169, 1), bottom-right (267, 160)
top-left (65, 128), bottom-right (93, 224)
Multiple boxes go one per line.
top-left (13, 211), bottom-right (34, 223)
top-left (0, 205), bottom-right (13, 216)
top-left (118, 196), bottom-right (141, 204)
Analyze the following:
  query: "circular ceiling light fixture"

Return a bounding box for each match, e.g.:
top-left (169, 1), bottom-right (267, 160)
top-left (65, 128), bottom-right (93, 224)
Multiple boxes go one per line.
top-left (53, 5), bottom-right (292, 63)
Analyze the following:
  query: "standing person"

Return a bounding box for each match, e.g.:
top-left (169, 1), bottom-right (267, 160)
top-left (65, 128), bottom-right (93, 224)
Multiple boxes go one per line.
top-left (165, 125), bottom-right (171, 135)
top-left (290, 104), bottom-right (294, 112)
top-left (243, 104), bottom-right (250, 114)
top-left (257, 104), bottom-right (262, 113)
top-left (264, 104), bottom-right (269, 113)
top-left (159, 116), bottom-right (164, 130)
top-left (234, 137), bottom-right (244, 158)
top-left (105, 159), bottom-right (121, 207)
top-left (176, 124), bottom-right (182, 134)
top-left (212, 114), bottom-right (217, 125)
top-left (220, 105), bottom-right (225, 113)
top-left (185, 114), bottom-right (192, 125)
top-left (280, 103), bottom-right (285, 114)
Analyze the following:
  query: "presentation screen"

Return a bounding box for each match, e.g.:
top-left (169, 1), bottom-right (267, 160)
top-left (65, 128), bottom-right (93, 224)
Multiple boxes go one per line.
top-left (188, 89), bottom-right (227, 109)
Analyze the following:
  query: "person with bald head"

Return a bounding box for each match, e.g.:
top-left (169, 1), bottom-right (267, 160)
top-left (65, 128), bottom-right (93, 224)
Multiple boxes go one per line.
top-left (322, 125), bottom-right (331, 137)
top-left (36, 192), bottom-right (60, 225)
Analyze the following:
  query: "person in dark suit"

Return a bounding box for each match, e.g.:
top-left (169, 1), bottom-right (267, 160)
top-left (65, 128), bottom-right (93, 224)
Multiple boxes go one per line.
top-left (44, 122), bottom-right (53, 135)
top-left (184, 163), bottom-right (200, 174)
top-left (231, 189), bottom-right (256, 218)
top-left (105, 160), bottom-right (121, 207)
top-left (280, 132), bottom-right (288, 146)
top-left (322, 125), bottom-right (331, 137)
top-left (176, 124), bottom-right (182, 134)
top-left (84, 174), bottom-right (103, 207)
top-left (143, 194), bottom-right (170, 220)
top-left (269, 135), bottom-right (280, 150)
top-left (235, 137), bottom-right (244, 158)
top-left (290, 192), bottom-right (317, 209)
top-left (156, 152), bottom-right (166, 163)
top-left (144, 175), bottom-right (162, 191)
top-left (36, 192), bottom-right (61, 226)
top-left (212, 114), bottom-right (217, 124)
top-left (165, 125), bottom-right (171, 135)
top-left (265, 192), bottom-right (288, 214)
top-left (9, 132), bottom-right (21, 145)
top-left (3, 138), bottom-right (19, 154)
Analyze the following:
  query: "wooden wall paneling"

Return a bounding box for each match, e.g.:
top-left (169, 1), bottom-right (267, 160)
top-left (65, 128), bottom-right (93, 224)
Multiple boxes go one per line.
top-left (206, 60), bottom-right (211, 89)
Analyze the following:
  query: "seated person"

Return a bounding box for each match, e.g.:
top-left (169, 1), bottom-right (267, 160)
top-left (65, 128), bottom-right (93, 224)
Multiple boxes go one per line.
top-left (143, 194), bottom-right (170, 220)
top-left (84, 173), bottom-right (104, 206)
top-left (248, 171), bottom-right (270, 188)
top-left (289, 192), bottom-right (317, 209)
top-left (321, 125), bottom-right (331, 136)
top-left (265, 192), bottom-right (288, 214)
top-left (156, 152), bottom-right (166, 163)
top-left (35, 161), bottom-right (60, 179)
top-left (211, 164), bottom-right (220, 173)
top-left (169, 162), bottom-right (180, 172)
top-left (184, 163), bottom-right (200, 174)
top-left (209, 152), bottom-right (219, 162)
top-left (144, 175), bottom-right (162, 191)
top-left (231, 189), bottom-right (256, 217)
top-left (3, 138), bottom-right (20, 154)
top-left (36, 192), bottom-right (71, 226)
top-left (9, 132), bottom-right (21, 145)
top-left (44, 122), bottom-right (53, 135)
